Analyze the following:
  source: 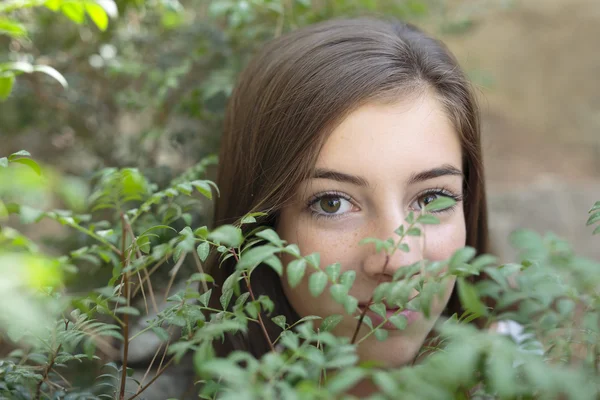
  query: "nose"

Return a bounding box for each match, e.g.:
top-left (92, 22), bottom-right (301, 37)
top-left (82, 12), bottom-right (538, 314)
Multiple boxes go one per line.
top-left (360, 211), bottom-right (424, 280)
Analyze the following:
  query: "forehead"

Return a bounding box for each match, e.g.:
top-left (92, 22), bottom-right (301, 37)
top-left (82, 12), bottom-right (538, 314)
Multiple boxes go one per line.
top-left (315, 94), bottom-right (462, 180)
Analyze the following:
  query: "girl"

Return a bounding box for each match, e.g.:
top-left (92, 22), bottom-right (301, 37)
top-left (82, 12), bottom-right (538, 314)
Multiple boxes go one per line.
top-left (207, 16), bottom-right (488, 382)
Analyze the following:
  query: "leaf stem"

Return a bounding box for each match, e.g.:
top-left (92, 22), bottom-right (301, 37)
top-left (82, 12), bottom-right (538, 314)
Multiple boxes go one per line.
top-left (351, 255), bottom-right (389, 344)
top-left (231, 249), bottom-right (276, 352)
top-left (34, 343), bottom-right (61, 400)
top-left (119, 214), bottom-right (131, 400)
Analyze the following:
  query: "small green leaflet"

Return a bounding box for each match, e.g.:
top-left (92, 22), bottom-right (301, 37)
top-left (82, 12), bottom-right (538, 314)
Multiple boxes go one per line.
top-left (374, 328), bottom-right (388, 341)
top-left (308, 271), bottom-right (327, 296)
top-left (388, 314), bottom-right (407, 330)
top-left (208, 225), bottom-right (243, 247)
top-left (196, 241), bottom-right (210, 262)
top-left (424, 196), bottom-right (456, 212)
top-left (329, 284), bottom-right (348, 304)
top-left (320, 314), bottom-right (343, 332)
top-left (287, 259), bottom-right (306, 288)
top-left (271, 315), bottom-right (286, 329)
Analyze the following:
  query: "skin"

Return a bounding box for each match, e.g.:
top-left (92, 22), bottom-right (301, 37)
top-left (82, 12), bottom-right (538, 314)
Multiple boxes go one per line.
top-left (276, 91), bottom-right (467, 370)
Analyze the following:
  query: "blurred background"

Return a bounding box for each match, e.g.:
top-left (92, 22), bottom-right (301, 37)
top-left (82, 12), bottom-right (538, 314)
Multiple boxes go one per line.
top-left (1, 0), bottom-right (599, 397)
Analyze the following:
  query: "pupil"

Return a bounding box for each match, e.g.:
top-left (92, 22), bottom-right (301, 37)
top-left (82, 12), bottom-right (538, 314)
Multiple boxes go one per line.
top-left (321, 197), bottom-right (341, 213)
top-left (423, 194), bottom-right (437, 206)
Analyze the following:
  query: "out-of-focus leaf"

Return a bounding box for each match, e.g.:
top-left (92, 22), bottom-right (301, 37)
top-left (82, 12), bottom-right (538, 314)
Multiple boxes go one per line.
top-left (0, 74), bottom-right (15, 100)
top-left (85, 2), bottom-right (109, 31)
top-left (0, 19), bottom-right (27, 38)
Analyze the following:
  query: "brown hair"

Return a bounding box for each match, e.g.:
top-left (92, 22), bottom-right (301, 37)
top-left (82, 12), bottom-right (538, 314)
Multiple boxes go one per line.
top-left (207, 17), bottom-right (489, 358)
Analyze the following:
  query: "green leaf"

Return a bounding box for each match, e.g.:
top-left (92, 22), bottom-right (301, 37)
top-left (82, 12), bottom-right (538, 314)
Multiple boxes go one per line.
top-left (199, 289), bottom-right (211, 307)
top-left (424, 197), bottom-right (457, 212)
top-left (283, 244), bottom-right (300, 257)
top-left (236, 245), bottom-right (279, 271)
top-left (416, 214), bottom-right (440, 225)
top-left (340, 270), bottom-right (356, 290)
top-left (271, 315), bottom-right (286, 329)
top-left (327, 367), bottom-right (364, 394)
top-left (44, 0), bottom-right (61, 11)
top-left (374, 328), bottom-right (388, 341)
top-left (457, 277), bottom-right (487, 316)
top-left (359, 237), bottom-right (392, 253)
top-left (151, 326), bottom-right (169, 341)
top-left (245, 302), bottom-right (259, 319)
top-left (264, 255), bottom-right (283, 276)
top-left (557, 298), bottom-right (575, 316)
top-left (0, 19), bottom-right (27, 38)
top-left (594, 225), bottom-right (600, 235)
top-left (85, 2), bottom-right (109, 31)
top-left (136, 236), bottom-right (150, 254)
top-left (388, 314), bottom-right (407, 330)
top-left (0, 157), bottom-right (8, 167)
top-left (308, 271), bottom-right (327, 296)
top-left (9, 150), bottom-right (31, 159)
top-left (325, 262), bottom-right (341, 282)
top-left (369, 303), bottom-right (386, 318)
top-left (10, 158), bottom-right (42, 175)
top-left (586, 211), bottom-right (600, 226)
top-left (194, 226), bottom-right (209, 239)
top-left (191, 180), bottom-right (214, 199)
top-left (287, 259), bottom-right (306, 288)
top-left (406, 227), bottom-right (421, 236)
top-left (305, 252), bottom-right (320, 268)
top-left (115, 306), bottom-right (140, 316)
top-left (397, 243), bottom-right (410, 252)
top-left (471, 254), bottom-right (497, 270)
top-left (373, 371), bottom-right (398, 395)
top-left (449, 247), bottom-right (477, 269)
top-left (329, 284), bottom-right (348, 304)
top-left (344, 295), bottom-right (358, 314)
top-left (255, 228), bottom-right (284, 247)
top-left (320, 314), bottom-right (343, 332)
top-left (196, 242), bottom-right (210, 262)
top-left (589, 201), bottom-right (600, 212)
top-left (187, 273), bottom-right (214, 284)
top-left (60, 1), bottom-right (85, 24)
top-left (208, 225), bottom-right (243, 247)
top-left (0, 74), bottom-right (15, 100)
top-left (220, 289), bottom-right (233, 310)
top-left (240, 215), bottom-right (256, 224)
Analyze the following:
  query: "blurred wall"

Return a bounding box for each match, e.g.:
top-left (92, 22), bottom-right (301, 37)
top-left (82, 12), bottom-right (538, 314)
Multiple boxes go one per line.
top-left (442, 0), bottom-right (600, 261)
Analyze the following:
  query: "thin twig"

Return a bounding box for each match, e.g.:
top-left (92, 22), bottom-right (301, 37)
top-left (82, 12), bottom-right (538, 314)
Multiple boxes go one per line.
top-left (126, 356), bottom-right (176, 400)
top-left (351, 255), bottom-right (390, 344)
top-left (119, 214), bottom-right (131, 400)
top-left (124, 221), bottom-right (158, 314)
top-left (35, 344), bottom-right (62, 400)
top-left (132, 255), bottom-right (168, 298)
top-left (163, 253), bottom-right (187, 302)
top-left (232, 249), bottom-right (275, 352)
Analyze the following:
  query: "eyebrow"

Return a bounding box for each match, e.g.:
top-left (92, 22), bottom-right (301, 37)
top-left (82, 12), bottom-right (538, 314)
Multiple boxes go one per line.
top-left (311, 164), bottom-right (463, 187)
top-left (407, 164), bottom-right (463, 184)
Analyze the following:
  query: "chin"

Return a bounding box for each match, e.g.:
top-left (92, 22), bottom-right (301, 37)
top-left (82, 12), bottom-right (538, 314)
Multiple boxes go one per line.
top-left (356, 334), bottom-right (425, 368)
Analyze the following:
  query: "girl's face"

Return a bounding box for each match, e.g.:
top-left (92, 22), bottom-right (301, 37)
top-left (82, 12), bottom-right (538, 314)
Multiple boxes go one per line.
top-left (276, 93), bottom-right (466, 367)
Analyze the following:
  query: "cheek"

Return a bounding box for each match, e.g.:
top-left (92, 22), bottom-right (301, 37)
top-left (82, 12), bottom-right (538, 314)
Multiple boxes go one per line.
top-left (277, 211), bottom-right (365, 317)
top-left (423, 211), bottom-right (467, 261)
top-left (278, 211), bottom-right (363, 269)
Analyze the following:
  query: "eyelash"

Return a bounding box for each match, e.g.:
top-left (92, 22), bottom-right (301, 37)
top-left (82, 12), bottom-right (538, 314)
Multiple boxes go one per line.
top-left (306, 187), bottom-right (463, 221)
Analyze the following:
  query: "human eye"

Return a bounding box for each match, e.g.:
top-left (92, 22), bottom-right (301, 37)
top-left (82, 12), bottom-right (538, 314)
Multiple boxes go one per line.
top-left (410, 187), bottom-right (462, 214)
top-left (307, 191), bottom-right (357, 220)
